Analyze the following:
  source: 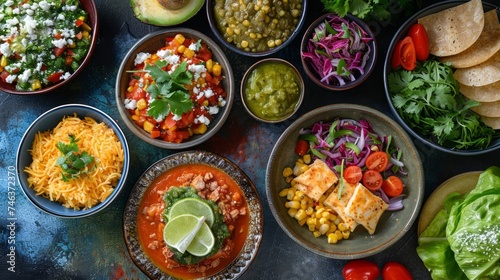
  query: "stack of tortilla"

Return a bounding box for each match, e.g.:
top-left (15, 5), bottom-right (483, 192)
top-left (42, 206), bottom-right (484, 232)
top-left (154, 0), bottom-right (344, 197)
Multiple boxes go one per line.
top-left (418, 0), bottom-right (500, 129)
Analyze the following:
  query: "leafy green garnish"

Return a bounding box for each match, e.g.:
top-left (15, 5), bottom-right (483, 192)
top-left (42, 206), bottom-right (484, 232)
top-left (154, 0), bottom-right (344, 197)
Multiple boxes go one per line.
top-left (145, 60), bottom-right (194, 120)
top-left (388, 60), bottom-right (495, 150)
top-left (56, 134), bottom-right (95, 182)
top-left (320, 0), bottom-right (415, 22)
top-left (325, 20), bottom-right (337, 35)
top-left (340, 23), bottom-right (351, 39)
top-left (336, 58), bottom-right (351, 77)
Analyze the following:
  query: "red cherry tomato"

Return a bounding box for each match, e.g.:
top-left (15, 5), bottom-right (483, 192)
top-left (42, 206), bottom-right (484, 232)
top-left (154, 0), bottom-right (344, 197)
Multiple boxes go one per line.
top-left (399, 36), bottom-right (417, 71)
top-left (391, 39), bottom-right (403, 69)
top-left (294, 139), bottom-right (309, 156)
top-left (343, 165), bottom-right (363, 184)
top-left (362, 170), bottom-right (383, 191)
top-left (365, 151), bottom-right (390, 172)
top-left (382, 176), bottom-right (404, 197)
top-left (407, 23), bottom-right (429, 61)
top-left (343, 259), bottom-right (380, 280)
top-left (382, 262), bottom-right (413, 280)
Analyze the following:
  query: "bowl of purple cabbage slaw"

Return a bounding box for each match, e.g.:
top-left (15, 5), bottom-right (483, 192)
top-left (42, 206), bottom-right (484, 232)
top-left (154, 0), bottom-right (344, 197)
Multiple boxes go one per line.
top-left (301, 13), bottom-right (377, 91)
top-left (266, 104), bottom-right (424, 259)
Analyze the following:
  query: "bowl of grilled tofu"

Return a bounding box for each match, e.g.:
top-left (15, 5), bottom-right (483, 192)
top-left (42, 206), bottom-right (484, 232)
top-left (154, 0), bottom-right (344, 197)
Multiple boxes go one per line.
top-left (265, 104), bottom-right (424, 259)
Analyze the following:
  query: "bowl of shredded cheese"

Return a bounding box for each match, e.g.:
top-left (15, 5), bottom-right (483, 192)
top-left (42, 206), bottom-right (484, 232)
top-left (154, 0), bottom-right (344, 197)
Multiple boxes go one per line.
top-left (16, 104), bottom-right (130, 218)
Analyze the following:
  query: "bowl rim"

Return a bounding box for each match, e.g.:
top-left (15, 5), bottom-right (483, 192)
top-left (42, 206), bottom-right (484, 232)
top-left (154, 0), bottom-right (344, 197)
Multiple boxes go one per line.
top-left (240, 58), bottom-right (305, 123)
top-left (383, 0), bottom-right (500, 156)
top-left (16, 103), bottom-right (130, 218)
top-left (0, 0), bottom-right (99, 95)
top-left (300, 12), bottom-right (377, 91)
top-left (115, 28), bottom-right (235, 149)
top-left (265, 103), bottom-right (425, 259)
top-left (206, 0), bottom-right (308, 57)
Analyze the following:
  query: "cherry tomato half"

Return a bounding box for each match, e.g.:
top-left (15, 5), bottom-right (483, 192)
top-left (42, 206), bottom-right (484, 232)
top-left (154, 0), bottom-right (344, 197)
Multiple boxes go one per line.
top-left (365, 151), bottom-right (390, 172)
top-left (407, 23), bottom-right (429, 61)
top-left (343, 259), bottom-right (380, 280)
top-left (382, 176), bottom-right (404, 197)
top-left (343, 165), bottom-right (363, 184)
top-left (382, 262), bottom-right (413, 280)
top-left (399, 36), bottom-right (417, 71)
top-left (362, 170), bottom-right (383, 191)
top-left (391, 39), bottom-right (403, 69)
top-left (294, 139), bottom-right (309, 156)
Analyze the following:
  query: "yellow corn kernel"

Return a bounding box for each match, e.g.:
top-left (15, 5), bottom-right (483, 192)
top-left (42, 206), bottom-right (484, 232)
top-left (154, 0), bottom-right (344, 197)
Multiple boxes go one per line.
top-left (294, 209), bottom-right (307, 221)
top-left (131, 115), bottom-right (139, 121)
top-left (78, 16), bottom-right (85, 21)
top-left (286, 188), bottom-right (295, 200)
top-left (206, 59), bottom-right (213, 72)
top-left (285, 176), bottom-right (293, 183)
top-left (82, 30), bottom-right (90, 39)
top-left (202, 100), bottom-right (209, 107)
top-left (321, 211), bottom-right (331, 220)
top-left (143, 120), bottom-right (154, 133)
top-left (137, 98), bottom-right (147, 110)
top-left (135, 108), bottom-right (140, 116)
top-left (241, 40), bottom-right (249, 48)
top-left (174, 34), bottom-right (185, 45)
top-left (287, 208), bottom-right (298, 218)
top-left (68, 42), bottom-right (76, 48)
top-left (303, 154), bottom-right (312, 164)
top-left (298, 217), bottom-right (307, 227)
top-left (305, 206), bottom-right (314, 216)
top-left (306, 217), bottom-right (316, 226)
top-left (315, 207), bottom-right (325, 218)
top-left (319, 217), bottom-right (330, 226)
top-left (285, 200), bottom-right (300, 209)
top-left (81, 22), bottom-right (91, 32)
top-left (297, 158), bottom-right (304, 164)
top-left (327, 223), bottom-right (337, 234)
top-left (226, 27), bottom-right (234, 36)
top-left (293, 162), bottom-right (308, 176)
top-left (313, 231), bottom-right (321, 238)
top-left (308, 224), bottom-right (316, 232)
top-left (282, 167), bottom-right (293, 177)
top-left (127, 85), bottom-right (134, 92)
top-left (31, 80), bottom-right (41, 90)
top-left (1, 56), bottom-right (7, 67)
top-left (192, 123), bottom-right (208, 135)
top-left (249, 32), bottom-right (257, 39)
top-left (335, 230), bottom-right (343, 240)
top-left (212, 64), bottom-right (222, 77)
top-left (267, 40), bottom-right (275, 48)
top-left (177, 44), bottom-right (186, 54)
top-left (278, 188), bottom-right (289, 197)
top-left (328, 213), bottom-right (337, 222)
top-left (290, 179), bottom-right (298, 188)
top-left (328, 233), bottom-right (338, 244)
top-left (183, 48), bottom-right (195, 58)
top-left (242, 19), bottom-right (250, 26)
top-left (342, 231), bottom-right (350, 240)
top-left (338, 223), bottom-right (349, 232)
top-left (318, 223), bottom-right (330, 235)
top-left (293, 190), bottom-right (304, 201)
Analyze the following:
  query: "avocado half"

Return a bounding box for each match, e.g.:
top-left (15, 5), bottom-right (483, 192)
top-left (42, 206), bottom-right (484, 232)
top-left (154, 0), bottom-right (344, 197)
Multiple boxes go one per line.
top-left (131, 0), bottom-right (205, 26)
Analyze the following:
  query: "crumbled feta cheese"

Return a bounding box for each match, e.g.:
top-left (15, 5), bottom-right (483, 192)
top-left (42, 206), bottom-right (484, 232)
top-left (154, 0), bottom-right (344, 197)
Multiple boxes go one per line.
top-left (61, 72), bottom-right (71, 80)
top-left (18, 69), bottom-right (31, 83)
top-left (196, 115), bottom-right (211, 125)
top-left (52, 38), bottom-right (67, 49)
top-left (164, 54), bottom-right (180, 65)
top-left (39, 1), bottom-right (51, 11)
top-left (189, 43), bottom-right (197, 51)
top-left (218, 97), bottom-right (226, 107)
top-left (203, 88), bottom-right (214, 98)
top-left (124, 99), bottom-right (138, 110)
top-left (5, 1), bottom-right (14, 7)
top-left (156, 49), bottom-right (172, 59)
top-left (134, 52), bottom-right (151, 65)
top-left (5, 74), bottom-right (17, 84)
top-left (188, 64), bottom-right (206, 74)
top-left (0, 42), bottom-right (12, 57)
top-left (172, 114), bottom-right (182, 121)
top-left (208, 106), bottom-right (219, 115)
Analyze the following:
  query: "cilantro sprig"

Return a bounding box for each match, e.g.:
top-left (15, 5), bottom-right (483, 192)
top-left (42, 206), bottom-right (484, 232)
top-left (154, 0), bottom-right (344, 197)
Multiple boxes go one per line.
top-left (320, 0), bottom-right (415, 22)
top-left (145, 60), bottom-right (194, 120)
top-left (56, 134), bottom-right (95, 182)
top-left (388, 60), bottom-right (495, 150)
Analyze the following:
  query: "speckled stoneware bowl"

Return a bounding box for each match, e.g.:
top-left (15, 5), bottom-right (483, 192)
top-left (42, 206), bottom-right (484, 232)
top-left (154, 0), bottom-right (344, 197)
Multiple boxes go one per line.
top-left (0, 0), bottom-right (99, 95)
top-left (123, 150), bottom-right (263, 279)
top-left (206, 0), bottom-right (308, 57)
top-left (115, 28), bottom-right (235, 149)
top-left (301, 13), bottom-right (377, 91)
top-left (16, 104), bottom-right (130, 218)
top-left (266, 104), bottom-right (424, 259)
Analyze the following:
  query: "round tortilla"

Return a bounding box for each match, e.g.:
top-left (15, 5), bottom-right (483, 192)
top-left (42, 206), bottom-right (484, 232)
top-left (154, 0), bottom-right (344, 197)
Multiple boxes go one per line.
top-left (481, 115), bottom-right (500, 129)
top-left (470, 100), bottom-right (500, 117)
top-left (453, 50), bottom-right (500, 86)
top-left (439, 10), bottom-right (500, 68)
top-left (460, 80), bottom-right (500, 102)
top-left (418, 0), bottom-right (484, 57)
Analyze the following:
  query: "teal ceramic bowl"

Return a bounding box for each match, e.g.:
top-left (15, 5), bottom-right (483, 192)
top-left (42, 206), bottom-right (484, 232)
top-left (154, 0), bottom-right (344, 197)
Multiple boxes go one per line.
top-left (266, 104), bottom-right (424, 259)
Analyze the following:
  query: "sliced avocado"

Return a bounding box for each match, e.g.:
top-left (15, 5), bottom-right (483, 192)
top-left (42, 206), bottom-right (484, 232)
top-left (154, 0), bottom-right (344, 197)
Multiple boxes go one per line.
top-left (131, 0), bottom-right (205, 26)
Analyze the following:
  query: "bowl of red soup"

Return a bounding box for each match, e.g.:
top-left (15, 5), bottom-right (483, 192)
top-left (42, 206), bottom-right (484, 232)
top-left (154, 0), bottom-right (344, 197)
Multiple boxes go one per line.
top-left (123, 151), bottom-right (263, 279)
top-left (115, 28), bottom-right (235, 149)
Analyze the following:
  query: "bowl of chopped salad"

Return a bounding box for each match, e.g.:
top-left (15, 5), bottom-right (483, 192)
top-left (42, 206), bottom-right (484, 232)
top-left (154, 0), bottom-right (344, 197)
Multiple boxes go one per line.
top-left (0, 0), bottom-right (98, 95)
top-left (384, 0), bottom-right (500, 155)
top-left (266, 104), bottom-right (424, 259)
top-left (115, 28), bottom-right (235, 149)
top-left (301, 13), bottom-right (377, 91)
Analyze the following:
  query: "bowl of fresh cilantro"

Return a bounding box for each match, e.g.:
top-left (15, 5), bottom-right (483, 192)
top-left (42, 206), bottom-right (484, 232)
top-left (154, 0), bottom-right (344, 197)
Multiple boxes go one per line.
top-left (115, 28), bottom-right (235, 149)
top-left (384, 1), bottom-right (500, 155)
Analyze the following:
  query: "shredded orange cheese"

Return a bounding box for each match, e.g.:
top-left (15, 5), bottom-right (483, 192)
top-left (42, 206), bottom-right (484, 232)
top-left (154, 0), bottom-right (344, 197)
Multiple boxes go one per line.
top-left (24, 115), bottom-right (124, 210)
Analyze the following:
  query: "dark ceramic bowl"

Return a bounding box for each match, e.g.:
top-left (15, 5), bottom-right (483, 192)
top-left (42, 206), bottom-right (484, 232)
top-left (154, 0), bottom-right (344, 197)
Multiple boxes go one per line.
top-left (266, 104), bottom-right (424, 259)
top-left (301, 13), bottom-right (377, 91)
top-left (123, 151), bottom-right (263, 279)
top-left (16, 104), bottom-right (130, 218)
top-left (0, 0), bottom-right (98, 95)
top-left (206, 0), bottom-right (308, 57)
top-left (383, 1), bottom-right (500, 155)
top-left (241, 58), bottom-right (304, 123)
top-left (115, 28), bottom-right (235, 149)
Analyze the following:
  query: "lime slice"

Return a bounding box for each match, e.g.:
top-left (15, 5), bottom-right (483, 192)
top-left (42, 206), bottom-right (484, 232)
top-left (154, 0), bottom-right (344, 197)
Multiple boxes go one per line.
top-left (163, 214), bottom-right (206, 254)
top-left (187, 221), bottom-right (215, 257)
top-left (168, 197), bottom-right (215, 227)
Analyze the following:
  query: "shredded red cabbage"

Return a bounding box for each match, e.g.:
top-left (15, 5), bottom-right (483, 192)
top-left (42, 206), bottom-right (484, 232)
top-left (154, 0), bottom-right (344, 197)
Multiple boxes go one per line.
top-left (299, 118), bottom-right (406, 211)
top-left (302, 14), bottom-right (373, 86)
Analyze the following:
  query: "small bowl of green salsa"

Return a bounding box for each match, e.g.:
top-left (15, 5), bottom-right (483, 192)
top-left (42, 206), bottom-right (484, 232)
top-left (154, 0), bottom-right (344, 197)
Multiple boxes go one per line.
top-left (241, 58), bottom-right (304, 123)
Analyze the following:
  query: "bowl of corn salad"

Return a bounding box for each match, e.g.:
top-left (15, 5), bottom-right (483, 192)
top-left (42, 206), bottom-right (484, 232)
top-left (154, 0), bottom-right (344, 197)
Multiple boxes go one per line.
top-left (0, 0), bottom-right (98, 95)
top-left (115, 28), bottom-right (235, 149)
top-left (266, 104), bottom-right (424, 259)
